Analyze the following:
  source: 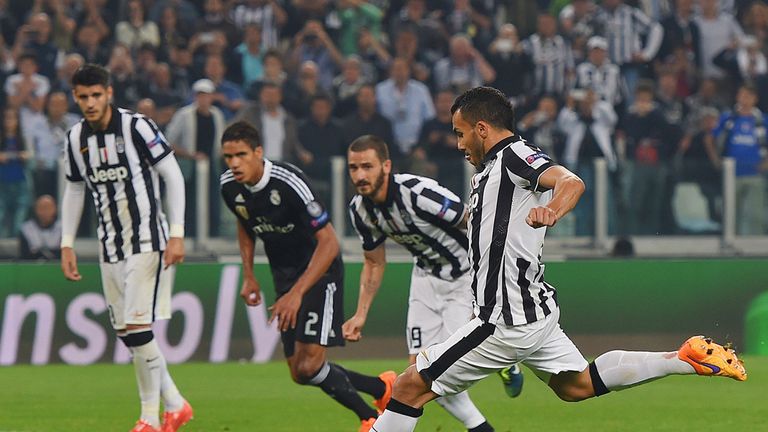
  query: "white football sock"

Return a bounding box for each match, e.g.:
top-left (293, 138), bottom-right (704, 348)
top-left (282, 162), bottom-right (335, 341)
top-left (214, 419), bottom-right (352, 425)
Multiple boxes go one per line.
top-left (161, 367), bottom-right (185, 412)
top-left (130, 339), bottom-right (164, 427)
top-left (594, 351), bottom-right (696, 391)
top-left (371, 410), bottom-right (419, 432)
top-left (434, 391), bottom-right (486, 429)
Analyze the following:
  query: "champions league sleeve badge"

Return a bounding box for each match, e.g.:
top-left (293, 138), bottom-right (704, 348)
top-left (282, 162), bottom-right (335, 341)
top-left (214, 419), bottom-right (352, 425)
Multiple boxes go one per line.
top-left (306, 200), bottom-right (323, 217)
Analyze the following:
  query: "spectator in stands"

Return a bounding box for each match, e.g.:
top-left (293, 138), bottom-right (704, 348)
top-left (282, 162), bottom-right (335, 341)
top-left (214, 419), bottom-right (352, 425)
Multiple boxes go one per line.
top-left (518, 94), bottom-right (565, 163)
top-left (657, 0), bottom-right (701, 66)
top-left (157, 6), bottom-right (192, 61)
top-left (442, 0), bottom-right (494, 47)
top-left (24, 91), bottom-right (79, 198)
top-left (391, 26), bottom-right (430, 83)
top-left (523, 13), bottom-right (574, 99)
top-left (559, 0), bottom-right (599, 62)
top-left (0, 107), bottom-right (31, 238)
top-left (375, 57), bottom-right (435, 155)
top-left (388, 0), bottom-right (448, 65)
top-left (737, 36), bottom-right (768, 83)
top-left (116, 0), bottom-right (160, 52)
top-left (710, 84), bottom-right (768, 234)
top-left (12, 13), bottom-right (60, 81)
top-left (107, 44), bottom-right (141, 107)
top-left (297, 94), bottom-right (346, 203)
top-left (30, 0), bottom-right (76, 52)
top-left (150, 0), bottom-right (200, 30)
top-left (18, 194), bottom-right (60, 260)
top-left (341, 84), bottom-right (396, 158)
top-left (432, 34), bottom-right (496, 94)
top-left (621, 81), bottom-right (676, 235)
top-left (594, 0), bottom-right (664, 104)
top-left (487, 24), bottom-right (533, 107)
top-left (290, 20), bottom-right (343, 91)
top-left (197, 0), bottom-right (240, 47)
top-left (656, 68), bottom-right (688, 132)
top-left (742, 1), bottom-right (768, 54)
top-left (676, 107), bottom-right (722, 223)
top-left (337, 0), bottom-right (384, 56)
top-left (284, 60), bottom-right (330, 120)
top-left (558, 89), bottom-right (618, 235)
top-left (166, 79), bottom-right (226, 236)
top-left (74, 0), bottom-right (112, 42)
top-left (142, 63), bottom-right (185, 127)
top-left (417, 90), bottom-right (466, 195)
top-left (136, 98), bottom-right (158, 121)
top-left (50, 53), bottom-right (83, 113)
top-left (230, 0), bottom-right (288, 49)
top-left (75, 24), bottom-right (109, 66)
top-left (236, 23), bottom-right (265, 92)
top-left (695, 0), bottom-right (744, 82)
top-left (203, 53), bottom-right (245, 120)
top-left (4, 53), bottom-right (50, 117)
top-left (332, 55), bottom-right (368, 118)
top-left (248, 49), bottom-right (296, 100)
top-left (575, 36), bottom-right (625, 107)
top-left (354, 27), bottom-right (391, 83)
top-left (234, 82), bottom-right (308, 165)
top-left (0, 0), bottom-right (19, 45)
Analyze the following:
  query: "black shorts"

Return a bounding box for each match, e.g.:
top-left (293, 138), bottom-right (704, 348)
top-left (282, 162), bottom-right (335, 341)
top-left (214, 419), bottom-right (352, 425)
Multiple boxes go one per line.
top-left (279, 263), bottom-right (345, 358)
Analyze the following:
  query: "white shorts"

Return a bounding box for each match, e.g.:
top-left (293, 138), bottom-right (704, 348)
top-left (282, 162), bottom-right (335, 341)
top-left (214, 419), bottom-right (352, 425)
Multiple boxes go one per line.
top-left (415, 308), bottom-right (589, 396)
top-left (406, 267), bottom-right (474, 355)
top-left (100, 251), bottom-right (174, 330)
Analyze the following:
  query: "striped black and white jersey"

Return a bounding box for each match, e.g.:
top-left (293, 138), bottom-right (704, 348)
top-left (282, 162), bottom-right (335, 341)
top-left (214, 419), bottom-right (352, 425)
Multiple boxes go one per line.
top-left (593, 4), bottom-right (663, 66)
top-left (221, 159), bottom-right (342, 293)
top-left (574, 60), bottom-right (625, 105)
top-left (349, 174), bottom-right (469, 281)
top-left (63, 106), bottom-right (173, 263)
top-left (522, 34), bottom-right (574, 96)
top-left (468, 136), bottom-right (559, 326)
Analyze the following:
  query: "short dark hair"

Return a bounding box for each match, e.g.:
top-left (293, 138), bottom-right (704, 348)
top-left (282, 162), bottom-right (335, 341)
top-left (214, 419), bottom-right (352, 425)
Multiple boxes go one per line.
top-left (310, 93), bottom-right (333, 106)
top-left (348, 135), bottom-right (390, 161)
top-left (450, 86), bottom-right (515, 131)
top-left (72, 63), bottom-right (111, 88)
top-left (739, 83), bottom-right (757, 95)
top-left (634, 79), bottom-right (655, 96)
top-left (18, 52), bottom-right (38, 64)
top-left (222, 121), bottom-right (262, 149)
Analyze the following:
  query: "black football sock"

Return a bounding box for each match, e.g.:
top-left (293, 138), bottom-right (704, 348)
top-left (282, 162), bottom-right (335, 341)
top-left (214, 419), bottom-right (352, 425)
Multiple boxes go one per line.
top-left (308, 362), bottom-right (379, 420)
top-left (334, 364), bottom-right (386, 399)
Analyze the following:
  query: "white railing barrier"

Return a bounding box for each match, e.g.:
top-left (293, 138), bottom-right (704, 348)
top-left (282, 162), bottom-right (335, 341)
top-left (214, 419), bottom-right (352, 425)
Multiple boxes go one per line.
top-left (195, 158), bottom-right (210, 250)
top-left (722, 157), bottom-right (736, 249)
top-left (331, 156), bottom-right (347, 237)
top-left (593, 158), bottom-right (608, 250)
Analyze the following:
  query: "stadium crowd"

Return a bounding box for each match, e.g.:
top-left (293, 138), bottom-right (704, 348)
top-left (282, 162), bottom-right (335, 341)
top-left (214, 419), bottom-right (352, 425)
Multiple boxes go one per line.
top-left (1, 0), bottom-right (768, 258)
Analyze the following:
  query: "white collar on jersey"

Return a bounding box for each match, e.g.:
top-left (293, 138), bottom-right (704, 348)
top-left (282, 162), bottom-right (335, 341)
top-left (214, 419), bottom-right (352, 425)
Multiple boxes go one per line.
top-left (246, 158), bottom-right (273, 193)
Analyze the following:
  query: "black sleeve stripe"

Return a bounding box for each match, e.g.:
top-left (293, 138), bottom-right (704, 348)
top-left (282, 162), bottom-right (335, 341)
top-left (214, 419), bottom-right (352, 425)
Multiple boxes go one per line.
top-left (349, 205), bottom-right (384, 250)
top-left (64, 132), bottom-right (84, 181)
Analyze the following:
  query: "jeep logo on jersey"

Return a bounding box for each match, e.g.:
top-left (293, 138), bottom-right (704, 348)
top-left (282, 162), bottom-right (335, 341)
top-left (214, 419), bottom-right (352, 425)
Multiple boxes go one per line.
top-left (390, 233), bottom-right (423, 246)
top-left (88, 166), bottom-right (129, 184)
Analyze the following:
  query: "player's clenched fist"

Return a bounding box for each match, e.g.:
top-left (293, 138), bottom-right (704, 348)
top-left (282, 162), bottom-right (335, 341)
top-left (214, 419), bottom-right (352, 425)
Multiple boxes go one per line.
top-left (342, 315), bottom-right (366, 342)
top-left (526, 206), bottom-right (557, 228)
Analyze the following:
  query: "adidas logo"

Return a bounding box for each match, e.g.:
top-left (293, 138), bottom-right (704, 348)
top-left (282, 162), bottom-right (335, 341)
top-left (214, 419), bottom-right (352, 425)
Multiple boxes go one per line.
top-left (235, 194), bottom-right (245, 203)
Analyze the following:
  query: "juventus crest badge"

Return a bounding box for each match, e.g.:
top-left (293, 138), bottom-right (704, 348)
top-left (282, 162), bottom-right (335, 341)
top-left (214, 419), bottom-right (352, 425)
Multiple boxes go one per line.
top-left (116, 137), bottom-right (125, 153)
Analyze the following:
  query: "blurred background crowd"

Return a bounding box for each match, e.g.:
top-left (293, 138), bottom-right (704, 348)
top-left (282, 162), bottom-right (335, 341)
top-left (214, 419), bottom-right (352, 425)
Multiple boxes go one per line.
top-left (1, 0), bottom-right (768, 260)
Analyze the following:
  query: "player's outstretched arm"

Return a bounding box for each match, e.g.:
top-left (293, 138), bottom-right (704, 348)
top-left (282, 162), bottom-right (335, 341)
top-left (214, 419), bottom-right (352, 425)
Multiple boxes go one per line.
top-left (60, 180), bottom-right (85, 281)
top-left (269, 223), bottom-right (340, 331)
top-left (343, 244), bottom-right (387, 342)
top-left (237, 222), bottom-right (261, 306)
top-left (526, 165), bottom-right (585, 228)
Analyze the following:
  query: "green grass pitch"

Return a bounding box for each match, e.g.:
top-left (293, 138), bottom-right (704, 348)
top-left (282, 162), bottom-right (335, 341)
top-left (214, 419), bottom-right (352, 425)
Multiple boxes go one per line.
top-left (1, 358), bottom-right (765, 431)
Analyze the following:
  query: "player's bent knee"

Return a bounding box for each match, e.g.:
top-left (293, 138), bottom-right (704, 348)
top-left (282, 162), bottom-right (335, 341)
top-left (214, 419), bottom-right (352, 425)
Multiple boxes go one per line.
top-left (550, 383), bottom-right (593, 402)
top-left (120, 330), bottom-right (154, 348)
top-left (291, 360), bottom-right (322, 385)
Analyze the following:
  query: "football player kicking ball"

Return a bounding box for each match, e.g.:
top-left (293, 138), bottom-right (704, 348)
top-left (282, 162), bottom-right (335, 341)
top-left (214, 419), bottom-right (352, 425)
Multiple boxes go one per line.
top-left (220, 121), bottom-right (394, 432)
top-left (371, 86), bottom-right (747, 432)
top-left (343, 135), bottom-right (523, 432)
